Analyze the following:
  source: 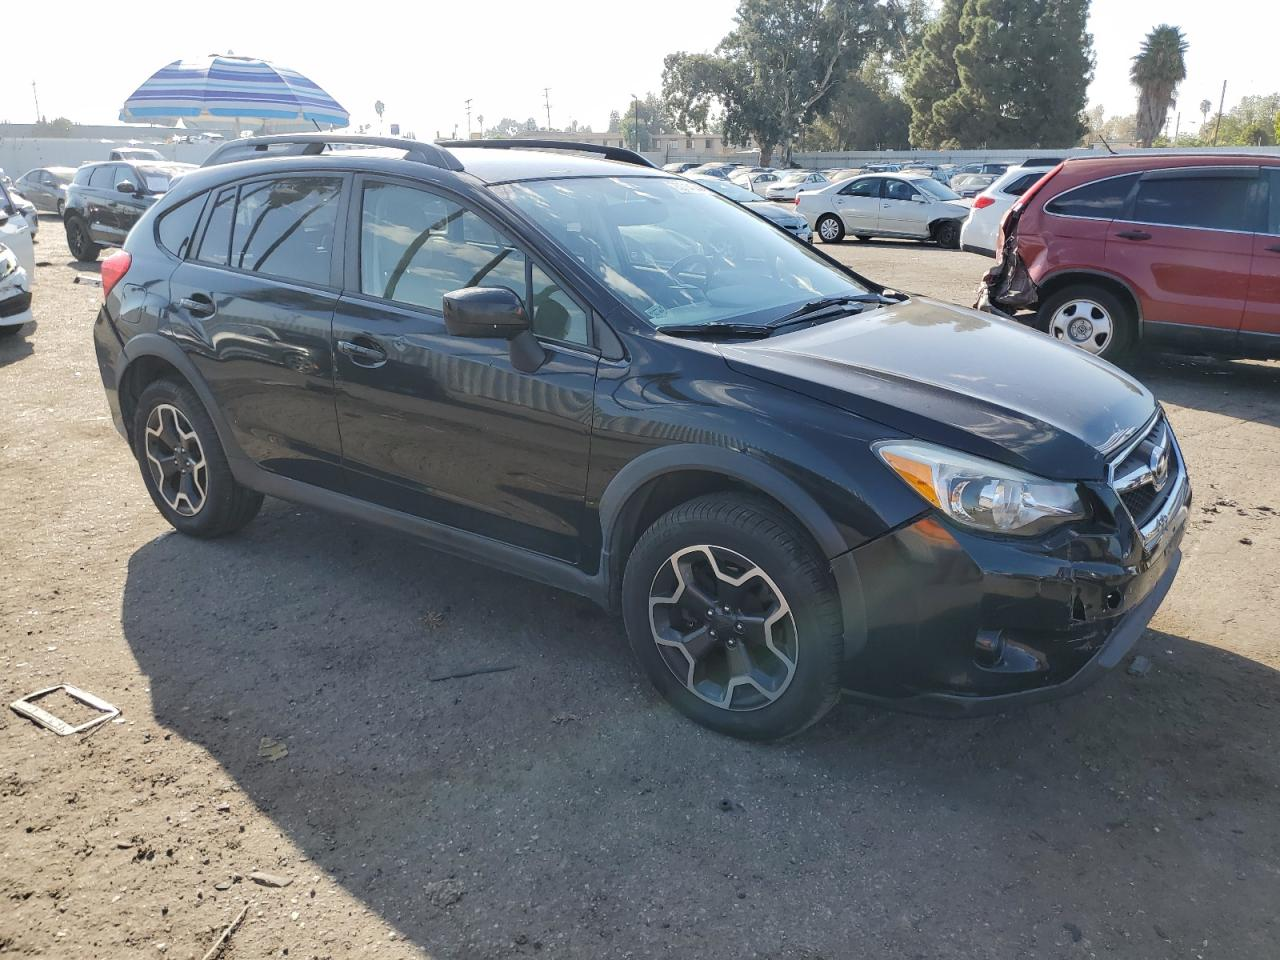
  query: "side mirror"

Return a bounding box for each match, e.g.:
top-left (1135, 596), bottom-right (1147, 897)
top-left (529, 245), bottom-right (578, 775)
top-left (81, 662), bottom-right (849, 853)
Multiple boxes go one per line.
top-left (443, 286), bottom-right (547, 373)
top-left (116, 181), bottom-right (138, 194)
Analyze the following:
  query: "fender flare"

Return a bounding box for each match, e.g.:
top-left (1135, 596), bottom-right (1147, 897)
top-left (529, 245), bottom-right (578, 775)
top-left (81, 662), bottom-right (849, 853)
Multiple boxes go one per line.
top-left (598, 444), bottom-right (850, 561)
top-left (118, 334), bottom-right (249, 465)
top-left (1035, 267), bottom-right (1146, 329)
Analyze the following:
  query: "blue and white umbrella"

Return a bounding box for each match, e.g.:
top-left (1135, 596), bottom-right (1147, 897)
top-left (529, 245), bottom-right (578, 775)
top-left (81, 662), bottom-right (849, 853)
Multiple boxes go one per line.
top-left (120, 54), bottom-right (349, 131)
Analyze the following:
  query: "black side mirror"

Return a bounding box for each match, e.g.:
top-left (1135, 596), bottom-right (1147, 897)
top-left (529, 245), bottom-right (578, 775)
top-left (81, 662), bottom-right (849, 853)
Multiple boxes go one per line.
top-left (443, 286), bottom-right (547, 373)
top-left (116, 181), bottom-right (138, 194)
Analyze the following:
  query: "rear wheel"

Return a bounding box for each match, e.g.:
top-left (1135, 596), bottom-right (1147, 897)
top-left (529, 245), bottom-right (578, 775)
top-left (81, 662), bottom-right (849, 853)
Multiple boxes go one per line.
top-left (132, 379), bottom-right (263, 537)
top-left (65, 217), bottom-right (100, 262)
top-left (622, 494), bottom-right (845, 740)
top-left (934, 220), bottom-right (962, 249)
top-left (815, 214), bottom-right (844, 243)
top-left (56, 200), bottom-right (65, 217)
top-left (1036, 284), bottom-right (1135, 362)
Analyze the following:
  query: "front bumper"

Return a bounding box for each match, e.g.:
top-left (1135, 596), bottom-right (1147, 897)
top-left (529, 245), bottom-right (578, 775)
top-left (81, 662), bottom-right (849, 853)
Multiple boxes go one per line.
top-left (837, 472), bottom-right (1189, 716)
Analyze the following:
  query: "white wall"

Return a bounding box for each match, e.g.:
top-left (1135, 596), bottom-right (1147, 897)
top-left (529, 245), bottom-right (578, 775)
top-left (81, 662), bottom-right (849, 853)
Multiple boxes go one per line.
top-left (0, 138), bottom-right (218, 177)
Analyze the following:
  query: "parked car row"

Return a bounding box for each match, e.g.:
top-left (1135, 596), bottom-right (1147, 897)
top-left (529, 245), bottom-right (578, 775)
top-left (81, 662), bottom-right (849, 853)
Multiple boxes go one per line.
top-left (0, 177), bottom-right (35, 338)
top-left (795, 172), bottom-right (971, 248)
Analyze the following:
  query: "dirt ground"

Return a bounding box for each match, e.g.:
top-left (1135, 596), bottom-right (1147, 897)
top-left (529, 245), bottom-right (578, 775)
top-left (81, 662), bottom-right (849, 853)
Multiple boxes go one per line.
top-left (2, 225), bottom-right (1277, 960)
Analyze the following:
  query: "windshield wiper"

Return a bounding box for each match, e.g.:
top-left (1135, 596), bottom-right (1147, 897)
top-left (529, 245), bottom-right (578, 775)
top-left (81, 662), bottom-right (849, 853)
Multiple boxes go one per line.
top-left (768, 293), bottom-right (896, 329)
top-left (657, 322), bottom-right (774, 340)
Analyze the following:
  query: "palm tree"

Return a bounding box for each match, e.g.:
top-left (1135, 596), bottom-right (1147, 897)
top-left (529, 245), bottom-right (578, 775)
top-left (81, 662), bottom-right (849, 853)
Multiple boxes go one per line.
top-left (1199, 98), bottom-right (1211, 130)
top-left (1131, 25), bottom-right (1188, 147)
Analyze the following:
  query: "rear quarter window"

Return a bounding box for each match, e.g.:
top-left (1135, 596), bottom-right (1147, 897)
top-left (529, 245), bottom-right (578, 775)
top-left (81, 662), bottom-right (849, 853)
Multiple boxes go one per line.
top-left (1044, 173), bottom-right (1139, 219)
top-left (156, 193), bottom-right (208, 259)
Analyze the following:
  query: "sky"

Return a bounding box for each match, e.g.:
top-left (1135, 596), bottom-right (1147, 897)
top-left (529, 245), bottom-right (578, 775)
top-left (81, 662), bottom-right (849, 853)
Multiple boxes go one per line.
top-left (2, 0), bottom-right (1274, 140)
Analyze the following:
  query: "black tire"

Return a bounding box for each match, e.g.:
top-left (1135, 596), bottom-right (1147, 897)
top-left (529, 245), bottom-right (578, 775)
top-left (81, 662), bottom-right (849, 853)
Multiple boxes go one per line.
top-left (855, 234), bottom-right (873, 242)
top-left (1035, 283), bottom-right (1135, 362)
top-left (934, 220), bottom-right (961, 249)
top-left (622, 494), bottom-right (845, 741)
top-left (814, 214), bottom-right (845, 244)
top-left (132, 378), bottom-right (263, 538)
top-left (65, 216), bottom-right (100, 262)
top-left (56, 200), bottom-right (65, 217)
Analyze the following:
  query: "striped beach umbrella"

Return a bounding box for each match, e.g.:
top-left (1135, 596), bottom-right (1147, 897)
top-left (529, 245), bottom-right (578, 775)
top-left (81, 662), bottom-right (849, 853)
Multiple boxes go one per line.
top-left (120, 54), bottom-right (349, 131)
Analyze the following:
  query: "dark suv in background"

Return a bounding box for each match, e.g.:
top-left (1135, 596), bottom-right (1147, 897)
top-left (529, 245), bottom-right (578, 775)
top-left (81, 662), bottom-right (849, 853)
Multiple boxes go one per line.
top-left (92, 135), bottom-right (1188, 740)
top-left (64, 159), bottom-right (194, 261)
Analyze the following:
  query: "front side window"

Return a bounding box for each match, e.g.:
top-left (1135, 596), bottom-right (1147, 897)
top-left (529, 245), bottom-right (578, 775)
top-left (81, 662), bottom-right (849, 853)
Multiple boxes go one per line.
top-left (885, 180), bottom-right (917, 201)
top-left (1044, 174), bottom-right (1139, 219)
top-left (494, 175), bottom-right (869, 330)
top-left (113, 166), bottom-right (136, 189)
top-left (359, 181), bottom-right (588, 344)
top-left (229, 177), bottom-right (341, 285)
top-left (1130, 174), bottom-right (1257, 232)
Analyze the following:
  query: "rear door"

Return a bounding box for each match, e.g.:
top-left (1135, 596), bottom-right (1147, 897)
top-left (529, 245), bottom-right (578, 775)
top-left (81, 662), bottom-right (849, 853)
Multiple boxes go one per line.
top-left (1243, 168), bottom-right (1280, 352)
top-left (111, 164), bottom-right (153, 242)
top-left (331, 176), bottom-right (598, 561)
top-left (833, 177), bottom-right (882, 232)
top-left (878, 178), bottom-right (932, 237)
top-left (1106, 166), bottom-right (1258, 339)
top-left (167, 174), bottom-right (347, 487)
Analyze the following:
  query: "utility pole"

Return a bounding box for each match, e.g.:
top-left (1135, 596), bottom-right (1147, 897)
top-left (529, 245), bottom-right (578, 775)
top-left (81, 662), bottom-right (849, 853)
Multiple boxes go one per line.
top-left (542, 88), bottom-right (552, 131)
top-left (631, 93), bottom-right (640, 151)
top-left (1212, 80), bottom-right (1227, 147)
top-left (1173, 112), bottom-right (1181, 144)
top-left (464, 99), bottom-right (472, 138)
top-left (32, 81), bottom-right (41, 123)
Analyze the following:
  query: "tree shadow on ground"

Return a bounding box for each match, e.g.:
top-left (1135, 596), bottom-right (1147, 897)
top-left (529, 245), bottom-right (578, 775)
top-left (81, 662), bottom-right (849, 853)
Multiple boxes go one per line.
top-left (122, 495), bottom-right (1280, 959)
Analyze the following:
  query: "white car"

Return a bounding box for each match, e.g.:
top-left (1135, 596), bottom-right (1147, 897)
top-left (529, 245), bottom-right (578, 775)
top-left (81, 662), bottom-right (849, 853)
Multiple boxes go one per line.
top-left (730, 169), bottom-right (782, 196)
top-left (0, 241), bottom-right (33, 338)
top-left (959, 166), bottom-right (1054, 258)
top-left (764, 171), bottom-right (828, 201)
top-left (795, 172), bottom-right (971, 248)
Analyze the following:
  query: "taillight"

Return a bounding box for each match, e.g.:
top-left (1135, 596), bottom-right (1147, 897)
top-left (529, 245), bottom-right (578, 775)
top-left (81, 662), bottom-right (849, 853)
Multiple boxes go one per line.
top-left (100, 250), bottom-right (132, 300)
top-left (973, 195), bottom-right (996, 209)
top-left (793, 196), bottom-right (800, 205)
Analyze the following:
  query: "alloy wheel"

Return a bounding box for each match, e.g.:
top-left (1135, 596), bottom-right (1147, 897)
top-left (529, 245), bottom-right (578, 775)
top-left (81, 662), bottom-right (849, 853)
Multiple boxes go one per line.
top-left (143, 403), bottom-right (208, 516)
top-left (648, 544), bottom-right (798, 711)
top-left (1049, 299), bottom-right (1113, 355)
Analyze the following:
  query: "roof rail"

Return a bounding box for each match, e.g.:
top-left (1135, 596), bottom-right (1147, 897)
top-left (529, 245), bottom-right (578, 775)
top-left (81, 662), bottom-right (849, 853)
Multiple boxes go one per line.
top-left (201, 133), bottom-right (464, 171)
top-left (435, 138), bottom-right (656, 169)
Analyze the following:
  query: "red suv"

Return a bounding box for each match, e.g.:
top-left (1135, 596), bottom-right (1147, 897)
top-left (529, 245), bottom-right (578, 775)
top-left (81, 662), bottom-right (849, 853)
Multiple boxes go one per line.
top-left (982, 154), bottom-right (1280, 361)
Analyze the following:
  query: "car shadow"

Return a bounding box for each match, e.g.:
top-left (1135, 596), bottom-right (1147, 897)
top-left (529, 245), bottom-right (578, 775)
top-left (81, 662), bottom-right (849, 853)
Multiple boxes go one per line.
top-left (0, 320), bottom-right (37, 367)
top-left (121, 499), bottom-right (1280, 957)
top-left (1131, 352), bottom-right (1280, 430)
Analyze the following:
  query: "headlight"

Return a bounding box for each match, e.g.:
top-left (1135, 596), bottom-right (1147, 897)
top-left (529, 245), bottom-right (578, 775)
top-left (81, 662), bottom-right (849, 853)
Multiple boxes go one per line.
top-left (0, 245), bottom-right (17, 281)
top-left (877, 440), bottom-right (1086, 536)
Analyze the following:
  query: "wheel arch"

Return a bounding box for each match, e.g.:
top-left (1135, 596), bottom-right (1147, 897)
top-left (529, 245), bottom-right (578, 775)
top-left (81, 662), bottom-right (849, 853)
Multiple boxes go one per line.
top-left (1035, 270), bottom-right (1145, 337)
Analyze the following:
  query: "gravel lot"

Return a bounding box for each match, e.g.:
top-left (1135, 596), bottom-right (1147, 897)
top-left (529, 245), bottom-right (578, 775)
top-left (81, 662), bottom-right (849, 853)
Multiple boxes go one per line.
top-left (2, 225), bottom-right (1278, 960)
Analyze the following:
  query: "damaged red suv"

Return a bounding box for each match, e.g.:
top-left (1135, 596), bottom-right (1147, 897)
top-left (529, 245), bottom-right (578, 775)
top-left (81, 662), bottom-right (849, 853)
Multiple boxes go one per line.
top-left (982, 154), bottom-right (1280, 362)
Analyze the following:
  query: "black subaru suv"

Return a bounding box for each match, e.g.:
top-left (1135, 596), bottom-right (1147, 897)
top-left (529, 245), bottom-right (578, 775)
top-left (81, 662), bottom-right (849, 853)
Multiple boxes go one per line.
top-left (64, 159), bottom-right (194, 261)
top-left (92, 135), bottom-right (1189, 740)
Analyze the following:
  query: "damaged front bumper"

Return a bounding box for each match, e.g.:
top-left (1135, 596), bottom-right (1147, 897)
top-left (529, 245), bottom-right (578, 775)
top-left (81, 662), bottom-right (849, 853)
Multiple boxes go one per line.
top-left (838, 473), bottom-right (1190, 716)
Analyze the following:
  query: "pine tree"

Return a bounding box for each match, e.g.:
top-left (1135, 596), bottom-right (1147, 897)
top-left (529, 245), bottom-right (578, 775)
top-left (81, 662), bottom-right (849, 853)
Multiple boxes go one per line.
top-left (903, 0), bottom-right (964, 147)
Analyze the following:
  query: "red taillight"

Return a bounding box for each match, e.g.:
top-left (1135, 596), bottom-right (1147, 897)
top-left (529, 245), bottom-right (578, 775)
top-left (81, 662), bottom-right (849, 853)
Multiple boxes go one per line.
top-left (793, 196), bottom-right (800, 205)
top-left (100, 251), bottom-right (132, 300)
top-left (973, 195), bottom-right (996, 209)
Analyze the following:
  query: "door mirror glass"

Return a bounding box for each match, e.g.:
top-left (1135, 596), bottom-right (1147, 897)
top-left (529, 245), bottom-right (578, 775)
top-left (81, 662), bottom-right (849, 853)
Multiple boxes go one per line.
top-left (116, 181), bottom-right (137, 194)
top-left (443, 286), bottom-right (529, 339)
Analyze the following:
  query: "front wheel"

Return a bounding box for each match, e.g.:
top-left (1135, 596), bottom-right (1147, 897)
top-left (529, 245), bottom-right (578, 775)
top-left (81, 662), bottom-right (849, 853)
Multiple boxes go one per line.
top-left (815, 214), bottom-right (845, 244)
top-left (56, 200), bottom-right (65, 217)
top-left (1036, 284), bottom-right (1134, 362)
top-left (132, 379), bottom-right (263, 537)
top-left (622, 494), bottom-right (845, 740)
top-left (934, 220), bottom-right (961, 249)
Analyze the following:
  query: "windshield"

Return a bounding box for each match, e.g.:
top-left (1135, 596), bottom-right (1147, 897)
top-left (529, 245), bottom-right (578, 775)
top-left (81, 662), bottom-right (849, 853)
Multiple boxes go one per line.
top-left (914, 179), bottom-right (961, 201)
top-left (780, 172), bottom-right (807, 183)
top-left (493, 175), bottom-right (867, 330)
top-left (692, 177), bottom-right (762, 204)
top-left (137, 165), bottom-right (182, 194)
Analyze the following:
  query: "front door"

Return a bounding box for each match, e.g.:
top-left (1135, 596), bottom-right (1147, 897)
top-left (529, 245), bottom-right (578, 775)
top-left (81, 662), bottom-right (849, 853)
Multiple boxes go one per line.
top-left (878, 178), bottom-right (932, 237)
top-left (332, 177), bottom-right (597, 562)
top-left (1106, 167), bottom-right (1258, 336)
top-left (167, 175), bottom-right (347, 487)
top-left (1243, 168), bottom-right (1280, 352)
top-left (834, 177), bottom-right (882, 233)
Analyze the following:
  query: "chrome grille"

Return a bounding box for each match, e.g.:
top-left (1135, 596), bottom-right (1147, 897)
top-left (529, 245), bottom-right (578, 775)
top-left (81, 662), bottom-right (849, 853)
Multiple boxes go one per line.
top-left (1109, 414), bottom-right (1186, 545)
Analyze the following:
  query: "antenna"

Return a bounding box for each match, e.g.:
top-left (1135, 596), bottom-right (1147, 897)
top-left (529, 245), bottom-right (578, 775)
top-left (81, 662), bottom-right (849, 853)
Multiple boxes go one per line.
top-left (1097, 133), bottom-right (1117, 155)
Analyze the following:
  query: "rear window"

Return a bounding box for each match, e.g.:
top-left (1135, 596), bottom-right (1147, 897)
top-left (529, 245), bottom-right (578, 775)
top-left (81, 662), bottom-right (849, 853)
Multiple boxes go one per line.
top-left (1044, 174), bottom-right (1139, 219)
top-left (1004, 172), bottom-right (1044, 197)
top-left (1130, 174), bottom-right (1257, 232)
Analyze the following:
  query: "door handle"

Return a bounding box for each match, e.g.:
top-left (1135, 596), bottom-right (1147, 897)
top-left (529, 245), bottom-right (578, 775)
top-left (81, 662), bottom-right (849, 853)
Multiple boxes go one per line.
top-left (176, 294), bottom-right (216, 318)
top-left (1266, 244), bottom-right (1280, 253)
top-left (337, 338), bottom-right (388, 368)
top-left (1116, 230), bottom-right (1152, 241)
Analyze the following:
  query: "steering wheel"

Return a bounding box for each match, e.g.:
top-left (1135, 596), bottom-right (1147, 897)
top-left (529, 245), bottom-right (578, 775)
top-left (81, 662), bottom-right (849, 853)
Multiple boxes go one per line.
top-left (666, 252), bottom-right (734, 290)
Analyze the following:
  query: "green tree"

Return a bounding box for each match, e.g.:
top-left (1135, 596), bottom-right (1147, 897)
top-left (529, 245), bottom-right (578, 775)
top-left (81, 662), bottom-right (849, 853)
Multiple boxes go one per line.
top-left (32, 116), bottom-right (75, 137)
top-left (1131, 25), bottom-right (1188, 148)
top-left (807, 61), bottom-right (911, 150)
top-left (614, 94), bottom-right (672, 151)
top-left (483, 117), bottom-right (525, 138)
top-left (664, 0), bottom-right (890, 165)
top-left (904, 0), bottom-right (1092, 148)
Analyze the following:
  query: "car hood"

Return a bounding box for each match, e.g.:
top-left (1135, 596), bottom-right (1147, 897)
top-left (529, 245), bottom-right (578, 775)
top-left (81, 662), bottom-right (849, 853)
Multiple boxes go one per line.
top-left (747, 201), bottom-right (805, 226)
top-left (720, 297), bottom-right (1155, 481)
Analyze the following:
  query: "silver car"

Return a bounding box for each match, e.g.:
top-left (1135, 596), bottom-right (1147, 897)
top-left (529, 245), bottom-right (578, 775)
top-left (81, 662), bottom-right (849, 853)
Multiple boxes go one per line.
top-left (13, 167), bottom-right (76, 216)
